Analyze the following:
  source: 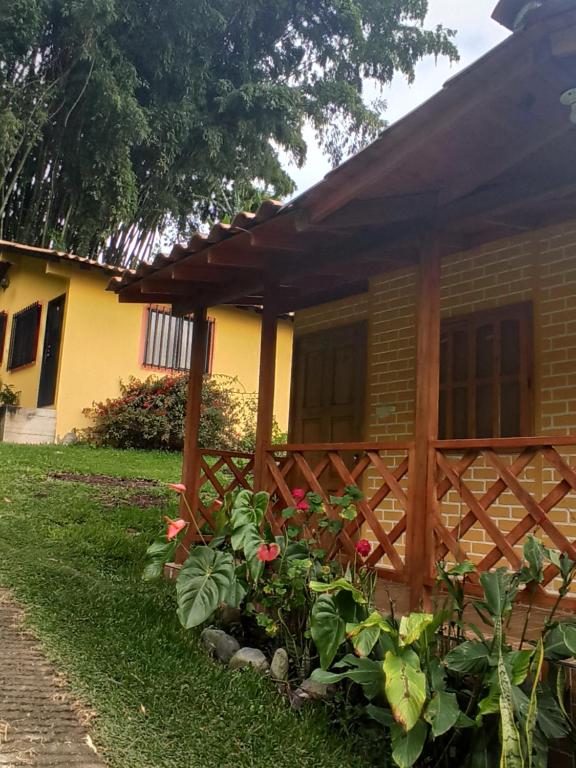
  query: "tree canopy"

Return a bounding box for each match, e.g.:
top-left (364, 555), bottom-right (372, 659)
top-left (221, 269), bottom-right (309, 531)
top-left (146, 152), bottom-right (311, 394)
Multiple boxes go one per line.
top-left (0, 0), bottom-right (457, 266)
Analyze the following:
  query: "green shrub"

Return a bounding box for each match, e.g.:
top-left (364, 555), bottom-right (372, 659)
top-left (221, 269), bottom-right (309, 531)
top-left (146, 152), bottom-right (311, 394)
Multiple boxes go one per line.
top-left (0, 382), bottom-right (20, 406)
top-left (82, 374), bottom-right (265, 451)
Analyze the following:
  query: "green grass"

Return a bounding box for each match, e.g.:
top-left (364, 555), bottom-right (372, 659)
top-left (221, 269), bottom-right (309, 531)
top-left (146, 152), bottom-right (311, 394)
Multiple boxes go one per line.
top-left (0, 443), bottom-right (367, 768)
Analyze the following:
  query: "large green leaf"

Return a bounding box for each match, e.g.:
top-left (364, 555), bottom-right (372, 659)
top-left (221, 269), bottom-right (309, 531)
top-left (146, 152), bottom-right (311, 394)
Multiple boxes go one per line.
top-left (536, 687), bottom-right (571, 741)
top-left (240, 523), bottom-right (265, 582)
top-left (384, 649), bottom-right (426, 732)
top-left (176, 547), bottom-right (235, 629)
top-left (347, 611), bottom-right (394, 657)
top-left (507, 649), bottom-right (533, 685)
top-left (391, 721), bottom-right (428, 768)
top-left (309, 578), bottom-right (367, 604)
top-left (366, 704), bottom-right (394, 727)
top-left (425, 691), bottom-right (462, 738)
top-left (398, 613), bottom-right (434, 646)
top-left (522, 536), bottom-right (544, 584)
top-left (310, 655), bottom-right (385, 700)
top-left (445, 641), bottom-right (492, 674)
top-left (543, 622), bottom-right (576, 661)
top-left (230, 490), bottom-right (268, 531)
top-left (311, 594), bottom-right (346, 669)
top-left (480, 569), bottom-right (517, 619)
top-left (142, 536), bottom-right (177, 581)
top-left (225, 573), bottom-right (248, 609)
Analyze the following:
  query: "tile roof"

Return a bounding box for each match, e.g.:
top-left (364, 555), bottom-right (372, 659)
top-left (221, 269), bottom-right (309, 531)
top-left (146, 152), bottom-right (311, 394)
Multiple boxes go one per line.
top-left (108, 200), bottom-right (284, 292)
top-left (0, 239), bottom-right (134, 278)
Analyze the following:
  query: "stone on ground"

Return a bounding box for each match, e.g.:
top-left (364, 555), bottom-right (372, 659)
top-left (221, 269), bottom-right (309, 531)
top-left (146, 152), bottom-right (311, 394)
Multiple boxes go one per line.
top-left (200, 628), bottom-right (240, 663)
top-left (270, 648), bottom-right (289, 681)
top-left (229, 647), bottom-right (269, 673)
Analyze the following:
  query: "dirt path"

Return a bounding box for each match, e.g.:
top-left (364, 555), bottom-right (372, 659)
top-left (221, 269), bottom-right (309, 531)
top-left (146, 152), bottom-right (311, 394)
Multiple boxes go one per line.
top-left (0, 590), bottom-right (106, 767)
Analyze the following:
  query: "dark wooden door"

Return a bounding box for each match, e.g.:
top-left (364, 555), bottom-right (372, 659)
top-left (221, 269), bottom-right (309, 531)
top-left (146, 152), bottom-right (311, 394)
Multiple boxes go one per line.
top-left (290, 322), bottom-right (367, 445)
top-left (37, 294), bottom-right (66, 407)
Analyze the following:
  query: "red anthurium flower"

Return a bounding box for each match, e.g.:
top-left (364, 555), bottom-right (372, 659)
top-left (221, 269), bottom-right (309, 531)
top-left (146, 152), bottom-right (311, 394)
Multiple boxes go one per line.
top-left (292, 488), bottom-right (306, 501)
top-left (257, 543), bottom-right (280, 562)
top-left (165, 517), bottom-right (187, 540)
top-left (296, 500), bottom-right (310, 512)
top-left (168, 483), bottom-right (186, 493)
top-left (355, 539), bottom-right (372, 558)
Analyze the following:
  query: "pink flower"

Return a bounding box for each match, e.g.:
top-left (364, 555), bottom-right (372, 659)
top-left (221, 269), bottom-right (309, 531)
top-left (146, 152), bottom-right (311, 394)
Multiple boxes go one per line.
top-left (355, 539), bottom-right (372, 558)
top-left (165, 517), bottom-right (187, 540)
top-left (257, 543), bottom-right (280, 562)
top-left (292, 488), bottom-right (306, 501)
top-left (296, 500), bottom-right (310, 512)
top-left (168, 483), bottom-right (186, 493)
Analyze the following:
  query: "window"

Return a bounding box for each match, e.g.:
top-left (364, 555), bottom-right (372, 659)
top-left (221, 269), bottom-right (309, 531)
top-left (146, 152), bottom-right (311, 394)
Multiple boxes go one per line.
top-left (143, 307), bottom-right (214, 373)
top-left (8, 303), bottom-right (42, 370)
top-left (0, 311), bottom-right (7, 365)
top-left (439, 303), bottom-right (533, 439)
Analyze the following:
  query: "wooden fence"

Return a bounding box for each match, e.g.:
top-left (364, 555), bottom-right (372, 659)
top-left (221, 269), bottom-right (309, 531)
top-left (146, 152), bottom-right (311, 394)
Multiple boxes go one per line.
top-left (191, 437), bottom-right (576, 608)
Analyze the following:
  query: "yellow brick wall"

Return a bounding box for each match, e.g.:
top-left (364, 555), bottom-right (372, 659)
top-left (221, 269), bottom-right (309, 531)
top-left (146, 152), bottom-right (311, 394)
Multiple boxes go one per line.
top-left (293, 220), bottom-right (576, 584)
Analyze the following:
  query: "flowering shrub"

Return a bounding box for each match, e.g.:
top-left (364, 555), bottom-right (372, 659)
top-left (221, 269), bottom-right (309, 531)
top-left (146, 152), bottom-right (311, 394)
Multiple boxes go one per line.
top-left (82, 374), bottom-right (266, 451)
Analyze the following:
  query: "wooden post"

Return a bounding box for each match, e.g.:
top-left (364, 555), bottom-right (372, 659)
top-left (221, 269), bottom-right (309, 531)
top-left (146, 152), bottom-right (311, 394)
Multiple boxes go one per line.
top-left (253, 291), bottom-right (278, 491)
top-left (407, 236), bottom-right (442, 610)
top-left (177, 306), bottom-right (209, 561)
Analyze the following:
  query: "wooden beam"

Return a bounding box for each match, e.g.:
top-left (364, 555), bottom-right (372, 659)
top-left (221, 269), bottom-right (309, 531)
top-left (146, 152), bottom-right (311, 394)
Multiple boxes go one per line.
top-left (297, 192), bottom-right (438, 232)
top-left (406, 236), bottom-right (442, 610)
top-left (253, 289), bottom-right (279, 490)
top-left (169, 264), bottom-right (244, 281)
top-left (178, 307), bottom-right (210, 560)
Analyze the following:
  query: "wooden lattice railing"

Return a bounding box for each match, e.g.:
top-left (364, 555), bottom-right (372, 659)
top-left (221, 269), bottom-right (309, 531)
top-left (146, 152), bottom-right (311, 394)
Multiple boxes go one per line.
top-left (187, 437), bottom-right (576, 608)
top-left (265, 442), bottom-right (413, 582)
top-left (433, 437), bottom-right (576, 607)
top-left (196, 449), bottom-right (254, 532)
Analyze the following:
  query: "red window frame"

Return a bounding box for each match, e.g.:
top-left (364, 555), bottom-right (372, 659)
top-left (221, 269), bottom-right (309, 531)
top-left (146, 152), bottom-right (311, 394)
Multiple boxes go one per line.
top-left (7, 302), bottom-right (42, 371)
top-left (0, 311), bottom-right (7, 366)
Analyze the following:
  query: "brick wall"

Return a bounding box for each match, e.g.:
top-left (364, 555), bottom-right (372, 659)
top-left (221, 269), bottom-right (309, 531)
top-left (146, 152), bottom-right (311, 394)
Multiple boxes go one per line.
top-left (293, 220), bottom-right (576, 582)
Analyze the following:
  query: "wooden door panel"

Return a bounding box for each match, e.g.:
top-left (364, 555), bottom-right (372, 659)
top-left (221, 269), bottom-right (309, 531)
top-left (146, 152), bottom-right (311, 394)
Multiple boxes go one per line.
top-left (290, 321), bottom-right (367, 446)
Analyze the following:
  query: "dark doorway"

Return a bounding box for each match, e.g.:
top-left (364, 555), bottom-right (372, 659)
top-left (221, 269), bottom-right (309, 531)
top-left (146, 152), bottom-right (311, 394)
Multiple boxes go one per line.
top-left (37, 294), bottom-right (66, 407)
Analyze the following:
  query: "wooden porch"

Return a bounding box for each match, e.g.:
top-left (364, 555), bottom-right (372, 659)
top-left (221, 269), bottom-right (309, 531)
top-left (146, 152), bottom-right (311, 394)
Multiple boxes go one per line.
top-left (188, 436), bottom-right (576, 613)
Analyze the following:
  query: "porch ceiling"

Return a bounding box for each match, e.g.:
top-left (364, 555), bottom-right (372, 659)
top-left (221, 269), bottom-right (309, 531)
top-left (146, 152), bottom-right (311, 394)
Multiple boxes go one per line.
top-left (109, 3), bottom-right (576, 314)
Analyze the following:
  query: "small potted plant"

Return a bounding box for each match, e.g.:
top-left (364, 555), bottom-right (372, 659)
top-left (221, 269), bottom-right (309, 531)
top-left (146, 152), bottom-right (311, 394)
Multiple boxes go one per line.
top-left (0, 382), bottom-right (21, 440)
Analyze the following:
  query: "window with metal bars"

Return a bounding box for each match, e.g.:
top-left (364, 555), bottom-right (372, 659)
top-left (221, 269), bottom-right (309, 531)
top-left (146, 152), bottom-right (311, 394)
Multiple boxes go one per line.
top-left (439, 302), bottom-right (533, 439)
top-left (7, 303), bottom-right (42, 370)
top-left (0, 312), bottom-right (7, 365)
top-left (143, 307), bottom-right (213, 373)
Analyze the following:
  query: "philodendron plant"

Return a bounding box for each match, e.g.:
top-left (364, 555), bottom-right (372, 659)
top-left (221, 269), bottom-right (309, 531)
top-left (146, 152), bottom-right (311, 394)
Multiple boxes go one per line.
top-left (310, 537), bottom-right (576, 768)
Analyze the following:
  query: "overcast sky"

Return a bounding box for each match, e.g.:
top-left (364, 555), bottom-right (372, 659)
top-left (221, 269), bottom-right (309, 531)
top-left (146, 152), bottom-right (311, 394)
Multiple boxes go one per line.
top-left (282, 0), bottom-right (510, 197)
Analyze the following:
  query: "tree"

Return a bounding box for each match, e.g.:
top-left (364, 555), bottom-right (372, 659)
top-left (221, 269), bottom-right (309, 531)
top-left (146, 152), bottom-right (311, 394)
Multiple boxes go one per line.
top-left (0, 0), bottom-right (457, 266)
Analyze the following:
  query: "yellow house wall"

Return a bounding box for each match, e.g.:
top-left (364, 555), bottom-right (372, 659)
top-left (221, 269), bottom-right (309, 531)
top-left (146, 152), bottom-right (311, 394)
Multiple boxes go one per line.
top-left (0, 254), bottom-right (68, 408)
top-left (294, 219), bottom-right (576, 579)
top-left (1, 252), bottom-right (293, 439)
top-left (210, 307), bottom-right (293, 430)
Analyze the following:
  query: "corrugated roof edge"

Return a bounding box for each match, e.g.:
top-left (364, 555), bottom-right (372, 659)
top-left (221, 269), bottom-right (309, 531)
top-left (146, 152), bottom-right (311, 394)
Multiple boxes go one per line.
top-left (0, 239), bottom-right (134, 278)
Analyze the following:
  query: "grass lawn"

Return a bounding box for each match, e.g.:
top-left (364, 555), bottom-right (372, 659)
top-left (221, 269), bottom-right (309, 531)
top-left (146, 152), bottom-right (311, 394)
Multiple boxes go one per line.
top-left (0, 443), bottom-right (370, 768)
